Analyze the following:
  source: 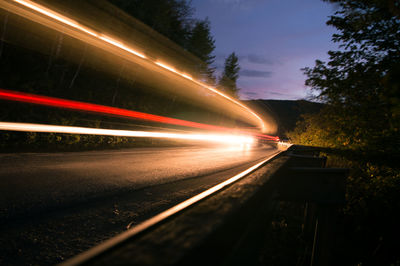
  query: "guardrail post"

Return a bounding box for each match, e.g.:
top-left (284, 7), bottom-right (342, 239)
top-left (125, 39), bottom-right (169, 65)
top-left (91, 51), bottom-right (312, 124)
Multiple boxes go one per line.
top-left (286, 154), bottom-right (325, 242)
top-left (277, 166), bottom-right (348, 266)
top-left (303, 201), bottom-right (317, 243)
top-left (310, 203), bottom-right (339, 266)
top-left (288, 154), bottom-right (327, 168)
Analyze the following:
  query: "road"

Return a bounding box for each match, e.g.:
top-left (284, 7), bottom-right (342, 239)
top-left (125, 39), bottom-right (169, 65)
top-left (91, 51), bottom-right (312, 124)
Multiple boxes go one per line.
top-left (0, 145), bottom-right (278, 265)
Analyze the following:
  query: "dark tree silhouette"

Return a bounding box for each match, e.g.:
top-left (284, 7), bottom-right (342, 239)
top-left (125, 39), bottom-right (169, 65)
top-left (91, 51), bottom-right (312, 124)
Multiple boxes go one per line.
top-left (109, 0), bottom-right (217, 84)
top-left (289, 2), bottom-right (400, 264)
top-left (219, 52), bottom-right (240, 96)
top-left (186, 18), bottom-right (216, 84)
top-left (109, 0), bottom-right (194, 48)
top-left (300, 0), bottom-right (400, 152)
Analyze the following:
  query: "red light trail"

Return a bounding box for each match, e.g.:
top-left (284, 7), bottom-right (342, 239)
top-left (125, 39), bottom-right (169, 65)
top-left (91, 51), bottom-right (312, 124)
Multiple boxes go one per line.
top-left (0, 0), bottom-right (267, 131)
top-left (0, 89), bottom-right (279, 141)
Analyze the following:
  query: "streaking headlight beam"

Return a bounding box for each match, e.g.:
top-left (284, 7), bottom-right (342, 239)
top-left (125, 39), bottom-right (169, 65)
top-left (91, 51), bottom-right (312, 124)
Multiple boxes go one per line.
top-left (4, 0), bottom-right (266, 131)
top-left (0, 122), bottom-right (255, 145)
top-left (0, 88), bottom-right (280, 141)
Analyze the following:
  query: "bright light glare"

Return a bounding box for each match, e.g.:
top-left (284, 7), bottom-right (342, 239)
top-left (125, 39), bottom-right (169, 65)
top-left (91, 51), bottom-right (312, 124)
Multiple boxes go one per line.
top-left (12, 0), bottom-right (146, 59)
top-left (180, 73), bottom-right (193, 80)
top-left (0, 89), bottom-right (229, 132)
top-left (205, 86), bottom-right (266, 131)
top-left (8, 0), bottom-right (266, 131)
top-left (99, 35), bottom-right (146, 59)
top-left (13, 0), bottom-right (98, 38)
top-left (155, 61), bottom-right (177, 73)
top-left (155, 61), bottom-right (193, 81)
top-left (0, 89), bottom-right (279, 141)
top-left (0, 122), bottom-right (255, 145)
top-left (0, 89), bottom-right (279, 140)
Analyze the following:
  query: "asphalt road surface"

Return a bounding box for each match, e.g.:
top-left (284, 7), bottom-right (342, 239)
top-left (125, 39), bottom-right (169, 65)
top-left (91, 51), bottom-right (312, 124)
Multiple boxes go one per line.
top-left (0, 144), bottom-right (278, 265)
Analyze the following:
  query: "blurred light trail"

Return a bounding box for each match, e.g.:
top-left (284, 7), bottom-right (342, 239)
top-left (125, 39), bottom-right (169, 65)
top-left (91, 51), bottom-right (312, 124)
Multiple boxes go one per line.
top-left (0, 89), bottom-right (279, 140)
top-left (12, 0), bottom-right (98, 38)
top-left (155, 61), bottom-right (193, 81)
top-left (4, 0), bottom-right (266, 131)
top-left (0, 122), bottom-right (254, 145)
top-left (0, 88), bottom-right (228, 131)
top-left (98, 35), bottom-right (146, 59)
top-left (155, 62), bottom-right (179, 74)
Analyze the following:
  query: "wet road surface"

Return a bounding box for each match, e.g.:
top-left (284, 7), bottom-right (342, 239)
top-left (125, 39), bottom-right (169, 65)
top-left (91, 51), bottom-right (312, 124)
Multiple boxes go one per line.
top-left (0, 145), bottom-right (278, 265)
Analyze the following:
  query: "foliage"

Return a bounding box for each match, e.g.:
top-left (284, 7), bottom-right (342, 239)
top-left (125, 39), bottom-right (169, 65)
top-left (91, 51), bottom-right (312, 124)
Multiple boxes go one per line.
top-left (289, 0), bottom-right (400, 264)
top-left (109, 0), bottom-right (217, 83)
top-left (109, 0), bottom-right (194, 48)
top-left (186, 18), bottom-right (216, 84)
top-left (255, 99), bottom-right (323, 136)
top-left (0, 0), bottom-right (224, 151)
top-left (218, 52), bottom-right (240, 96)
top-left (288, 111), bottom-right (363, 150)
top-left (301, 0), bottom-right (400, 154)
top-left (322, 153), bottom-right (400, 265)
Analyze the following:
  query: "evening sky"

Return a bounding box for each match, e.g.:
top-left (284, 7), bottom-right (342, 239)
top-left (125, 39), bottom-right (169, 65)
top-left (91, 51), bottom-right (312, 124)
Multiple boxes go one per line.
top-left (192, 0), bottom-right (338, 100)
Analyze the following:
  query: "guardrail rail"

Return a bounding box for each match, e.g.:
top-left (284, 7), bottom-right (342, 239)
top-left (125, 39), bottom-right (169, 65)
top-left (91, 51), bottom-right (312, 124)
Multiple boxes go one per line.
top-left (62, 145), bottom-right (347, 266)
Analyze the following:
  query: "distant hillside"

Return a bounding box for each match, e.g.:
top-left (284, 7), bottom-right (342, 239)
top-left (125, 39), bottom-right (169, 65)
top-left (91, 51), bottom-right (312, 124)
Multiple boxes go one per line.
top-left (248, 100), bottom-right (323, 136)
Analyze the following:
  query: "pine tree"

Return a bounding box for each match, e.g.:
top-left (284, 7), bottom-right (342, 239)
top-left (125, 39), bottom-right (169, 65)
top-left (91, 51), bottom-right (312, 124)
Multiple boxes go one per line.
top-left (186, 18), bottom-right (216, 84)
top-left (110, 0), bottom-right (194, 48)
top-left (302, 0), bottom-right (400, 151)
top-left (219, 52), bottom-right (240, 96)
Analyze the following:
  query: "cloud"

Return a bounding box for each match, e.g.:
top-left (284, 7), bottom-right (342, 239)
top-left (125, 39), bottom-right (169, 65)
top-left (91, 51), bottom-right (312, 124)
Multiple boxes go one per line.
top-left (244, 91), bottom-right (258, 96)
top-left (247, 54), bottom-right (273, 65)
top-left (240, 69), bottom-right (273, 78)
top-left (269, 91), bottom-right (286, 96)
top-left (240, 88), bottom-right (302, 100)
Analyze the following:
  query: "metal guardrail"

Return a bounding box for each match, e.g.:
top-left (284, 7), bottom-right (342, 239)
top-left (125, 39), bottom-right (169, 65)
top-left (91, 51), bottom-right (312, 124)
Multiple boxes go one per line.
top-left (279, 147), bottom-right (348, 266)
top-left (61, 145), bottom-right (348, 266)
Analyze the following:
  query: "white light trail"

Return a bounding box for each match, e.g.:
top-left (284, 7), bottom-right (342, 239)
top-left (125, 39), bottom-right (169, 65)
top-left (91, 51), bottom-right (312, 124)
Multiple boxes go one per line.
top-left (155, 61), bottom-right (178, 73)
top-left (13, 0), bottom-right (99, 38)
top-left (6, 0), bottom-right (267, 131)
top-left (0, 122), bottom-right (254, 145)
top-left (11, 0), bottom-right (146, 59)
top-left (99, 35), bottom-right (146, 59)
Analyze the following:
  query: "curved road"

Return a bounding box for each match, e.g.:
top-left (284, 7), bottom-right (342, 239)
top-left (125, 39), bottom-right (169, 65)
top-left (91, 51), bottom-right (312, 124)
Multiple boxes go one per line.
top-left (0, 145), bottom-right (278, 265)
